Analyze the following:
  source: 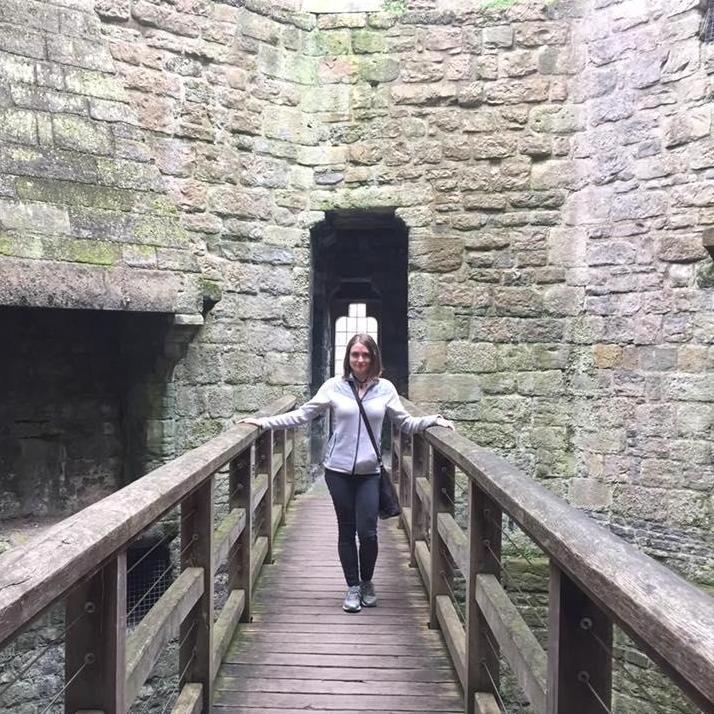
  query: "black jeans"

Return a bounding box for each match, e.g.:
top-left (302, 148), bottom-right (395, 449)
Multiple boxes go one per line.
top-left (324, 468), bottom-right (380, 587)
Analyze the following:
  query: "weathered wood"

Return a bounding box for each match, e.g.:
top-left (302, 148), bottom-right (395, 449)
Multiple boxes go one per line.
top-left (277, 430), bottom-right (288, 521)
top-left (401, 506), bottom-right (412, 543)
top-left (230, 446), bottom-right (253, 623)
top-left (465, 483), bottom-right (502, 713)
top-left (271, 503), bottom-right (283, 539)
top-left (399, 432), bottom-right (410, 507)
top-left (65, 552), bottom-right (127, 714)
top-left (213, 508), bottom-right (246, 572)
top-left (125, 568), bottom-right (203, 707)
top-left (437, 512), bottom-right (468, 576)
top-left (213, 589), bottom-right (246, 675)
top-left (256, 432), bottom-right (274, 563)
top-left (251, 536), bottom-right (269, 588)
top-left (415, 476), bottom-right (431, 512)
top-left (0, 396), bottom-right (295, 646)
top-left (476, 574), bottom-right (547, 713)
top-left (429, 452), bottom-right (455, 630)
top-left (409, 436), bottom-right (429, 568)
top-left (252, 472), bottom-right (269, 514)
top-left (435, 594), bottom-right (466, 687)
top-left (547, 563), bottom-right (612, 714)
top-left (415, 539), bottom-right (431, 594)
top-left (171, 683), bottom-right (202, 714)
top-left (180, 479), bottom-right (214, 711)
top-left (401, 397), bottom-right (714, 709)
top-left (474, 692), bottom-right (501, 714)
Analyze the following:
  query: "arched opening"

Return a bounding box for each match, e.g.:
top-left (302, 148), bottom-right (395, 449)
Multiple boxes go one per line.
top-left (309, 209), bottom-right (409, 470)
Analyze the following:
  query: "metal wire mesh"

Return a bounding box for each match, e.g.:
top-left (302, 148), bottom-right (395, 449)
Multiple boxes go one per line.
top-left (127, 546), bottom-right (175, 628)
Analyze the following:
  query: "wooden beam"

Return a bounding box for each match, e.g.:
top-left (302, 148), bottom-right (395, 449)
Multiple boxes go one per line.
top-left (180, 479), bottom-right (214, 711)
top-left (415, 539), bottom-right (431, 594)
top-left (476, 574), bottom-right (547, 713)
top-left (125, 568), bottom-right (203, 707)
top-left (437, 512), bottom-right (468, 576)
top-left (213, 508), bottom-right (246, 572)
top-left (229, 446), bottom-right (253, 623)
top-left (416, 477), bottom-right (431, 511)
top-left (474, 693), bottom-right (501, 714)
top-left (465, 483), bottom-right (502, 713)
top-left (429, 451), bottom-right (454, 630)
top-left (212, 589), bottom-right (245, 675)
top-left (251, 536), bottom-right (269, 588)
top-left (401, 506), bottom-right (412, 543)
top-left (436, 594), bottom-right (466, 688)
top-left (256, 432), bottom-right (274, 563)
top-left (0, 396), bottom-right (295, 647)
top-left (170, 683), bottom-right (202, 714)
top-left (272, 503), bottom-right (283, 539)
top-left (400, 397), bottom-right (714, 708)
top-left (252, 473), bottom-right (269, 513)
top-left (65, 552), bottom-right (127, 714)
top-left (547, 563), bottom-right (612, 714)
top-left (409, 436), bottom-right (429, 569)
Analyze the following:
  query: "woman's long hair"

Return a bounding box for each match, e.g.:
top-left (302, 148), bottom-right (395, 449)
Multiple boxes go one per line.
top-left (342, 333), bottom-right (383, 381)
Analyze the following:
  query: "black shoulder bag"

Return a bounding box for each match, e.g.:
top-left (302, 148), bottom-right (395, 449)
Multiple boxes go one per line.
top-left (348, 381), bottom-right (401, 520)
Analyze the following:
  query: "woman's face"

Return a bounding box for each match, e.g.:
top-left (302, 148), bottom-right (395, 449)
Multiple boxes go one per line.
top-left (349, 341), bottom-right (372, 381)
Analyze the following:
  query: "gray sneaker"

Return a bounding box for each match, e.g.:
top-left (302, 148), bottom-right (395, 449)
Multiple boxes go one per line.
top-left (360, 580), bottom-right (377, 607)
top-left (343, 585), bottom-right (362, 613)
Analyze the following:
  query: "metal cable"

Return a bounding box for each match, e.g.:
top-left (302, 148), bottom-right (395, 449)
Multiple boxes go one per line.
top-left (0, 608), bottom-right (88, 700)
top-left (481, 657), bottom-right (510, 714)
top-left (439, 569), bottom-right (465, 623)
top-left (579, 671), bottom-right (613, 714)
top-left (39, 654), bottom-right (93, 714)
top-left (580, 622), bottom-right (672, 714)
top-left (127, 532), bottom-right (174, 577)
top-left (127, 536), bottom-right (195, 620)
top-left (483, 540), bottom-right (548, 632)
top-left (485, 510), bottom-right (541, 570)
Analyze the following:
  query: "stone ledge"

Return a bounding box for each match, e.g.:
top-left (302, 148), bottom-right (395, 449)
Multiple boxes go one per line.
top-left (0, 258), bottom-right (201, 314)
top-left (302, 0), bottom-right (382, 12)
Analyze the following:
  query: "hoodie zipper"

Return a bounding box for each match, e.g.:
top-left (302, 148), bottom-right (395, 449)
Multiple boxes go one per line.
top-left (351, 380), bottom-right (377, 475)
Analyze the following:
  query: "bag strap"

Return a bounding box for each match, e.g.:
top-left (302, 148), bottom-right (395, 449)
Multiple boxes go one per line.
top-left (348, 380), bottom-right (383, 467)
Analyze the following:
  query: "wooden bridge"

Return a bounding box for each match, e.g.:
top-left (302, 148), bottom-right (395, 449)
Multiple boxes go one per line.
top-left (1, 396), bottom-right (713, 714)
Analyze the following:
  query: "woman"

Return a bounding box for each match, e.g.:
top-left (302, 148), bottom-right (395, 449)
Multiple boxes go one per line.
top-left (241, 334), bottom-right (454, 613)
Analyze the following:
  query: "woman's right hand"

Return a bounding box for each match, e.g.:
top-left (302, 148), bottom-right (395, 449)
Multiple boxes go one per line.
top-left (239, 417), bottom-right (262, 427)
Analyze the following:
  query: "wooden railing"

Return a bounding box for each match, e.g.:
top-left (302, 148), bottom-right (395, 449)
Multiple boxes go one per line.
top-left (0, 397), bottom-right (297, 713)
top-left (394, 399), bottom-right (714, 714)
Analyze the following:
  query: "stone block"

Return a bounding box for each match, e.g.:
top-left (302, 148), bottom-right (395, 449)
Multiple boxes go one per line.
top-left (63, 68), bottom-right (127, 101)
top-left (483, 25), bottom-right (513, 49)
top-left (568, 478), bottom-right (611, 510)
top-left (409, 374), bottom-right (482, 403)
top-left (316, 12), bottom-right (367, 29)
top-left (94, 0), bottom-right (130, 20)
top-left (409, 236), bottom-right (463, 272)
top-left (299, 84), bottom-right (351, 114)
top-left (0, 198), bottom-right (70, 234)
top-left (358, 55), bottom-right (399, 83)
top-left (352, 29), bottom-right (386, 54)
top-left (470, 134), bottom-right (517, 160)
top-left (517, 370), bottom-right (564, 397)
top-left (0, 23), bottom-right (45, 60)
top-left (514, 21), bottom-right (569, 47)
top-left (484, 78), bottom-right (549, 104)
top-left (446, 341), bottom-right (498, 373)
top-left (664, 106), bottom-right (711, 149)
top-left (52, 114), bottom-right (113, 155)
top-left (0, 109), bottom-right (38, 145)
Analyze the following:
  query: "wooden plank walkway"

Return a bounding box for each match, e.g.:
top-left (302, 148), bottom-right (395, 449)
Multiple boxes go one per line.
top-left (214, 482), bottom-right (464, 713)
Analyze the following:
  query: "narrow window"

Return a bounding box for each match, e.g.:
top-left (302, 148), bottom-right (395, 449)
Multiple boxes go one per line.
top-left (334, 303), bottom-right (379, 376)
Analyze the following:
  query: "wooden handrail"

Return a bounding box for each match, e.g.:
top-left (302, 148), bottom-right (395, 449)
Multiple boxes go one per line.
top-left (0, 396), bottom-right (295, 648)
top-left (399, 398), bottom-right (714, 712)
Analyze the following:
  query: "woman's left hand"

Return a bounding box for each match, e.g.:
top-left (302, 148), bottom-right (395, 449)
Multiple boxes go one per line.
top-left (435, 416), bottom-right (455, 431)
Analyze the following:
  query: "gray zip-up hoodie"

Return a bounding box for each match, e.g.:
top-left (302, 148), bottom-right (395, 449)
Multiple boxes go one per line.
top-left (255, 377), bottom-right (439, 475)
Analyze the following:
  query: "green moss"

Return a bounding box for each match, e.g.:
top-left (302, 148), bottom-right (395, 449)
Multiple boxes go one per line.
top-left (0, 233), bottom-right (43, 258)
top-left (42, 237), bottom-right (119, 265)
top-left (383, 0), bottom-right (407, 14)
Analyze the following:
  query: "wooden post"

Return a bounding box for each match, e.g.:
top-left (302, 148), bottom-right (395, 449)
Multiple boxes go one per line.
top-left (547, 563), bottom-right (613, 714)
top-left (399, 431), bottom-right (410, 508)
top-left (180, 477), bottom-right (214, 710)
top-left (65, 551), bottom-right (127, 713)
top-left (229, 445), bottom-right (253, 622)
top-left (391, 422), bottom-right (403, 530)
top-left (286, 428), bottom-right (295, 501)
top-left (429, 450), bottom-right (455, 629)
top-left (256, 431), bottom-right (274, 563)
top-left (465, 484), bottom-right (502, 714)
top-left (278, 430), bottom-right (288, 520)
top-left (409, 435), bottom-right (429, 568)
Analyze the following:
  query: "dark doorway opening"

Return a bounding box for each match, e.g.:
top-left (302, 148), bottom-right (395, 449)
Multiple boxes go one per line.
top-left (309, 209), bottom-right (409, 469)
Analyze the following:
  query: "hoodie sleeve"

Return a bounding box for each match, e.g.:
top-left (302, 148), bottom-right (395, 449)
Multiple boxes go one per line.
top-left (385, 381), bottom-right (439, 435)
top-left (254, 379), bottom-right (333, 430)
